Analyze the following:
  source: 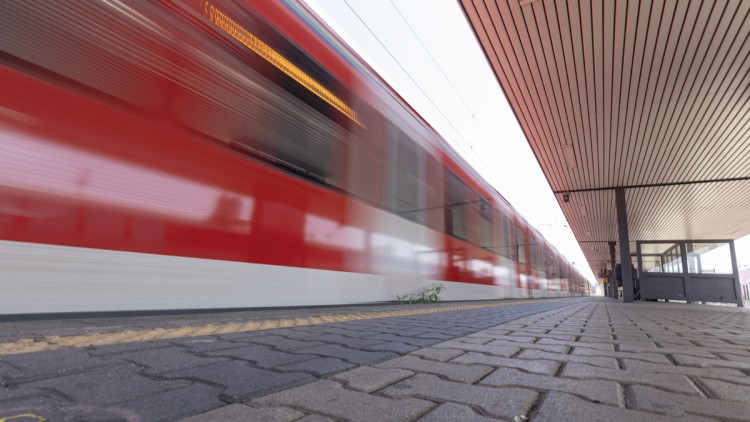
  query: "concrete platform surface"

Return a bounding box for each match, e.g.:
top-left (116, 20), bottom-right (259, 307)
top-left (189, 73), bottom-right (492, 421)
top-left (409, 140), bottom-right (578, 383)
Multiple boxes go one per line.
top-left (2, 298), bottom-right (750, 421)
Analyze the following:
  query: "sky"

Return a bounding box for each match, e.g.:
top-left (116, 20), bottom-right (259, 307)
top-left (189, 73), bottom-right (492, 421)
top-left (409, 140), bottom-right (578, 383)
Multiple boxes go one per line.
top-left (303, 0), bottom-right (597, 283)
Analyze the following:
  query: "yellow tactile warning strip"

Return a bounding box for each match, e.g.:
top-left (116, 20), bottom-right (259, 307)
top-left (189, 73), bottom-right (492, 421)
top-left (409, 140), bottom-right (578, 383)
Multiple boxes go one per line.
top-left (0, 299), bottom-right (566, 356)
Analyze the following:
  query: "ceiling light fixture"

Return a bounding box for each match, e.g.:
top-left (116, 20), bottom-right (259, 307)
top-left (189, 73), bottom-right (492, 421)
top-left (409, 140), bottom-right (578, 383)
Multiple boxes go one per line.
top-left (563, 144), bottom-right (577, 168)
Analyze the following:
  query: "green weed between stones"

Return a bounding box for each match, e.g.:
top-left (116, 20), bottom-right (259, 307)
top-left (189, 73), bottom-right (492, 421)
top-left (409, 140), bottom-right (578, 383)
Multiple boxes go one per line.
top-left (396, 283), bottom-right (446, 304)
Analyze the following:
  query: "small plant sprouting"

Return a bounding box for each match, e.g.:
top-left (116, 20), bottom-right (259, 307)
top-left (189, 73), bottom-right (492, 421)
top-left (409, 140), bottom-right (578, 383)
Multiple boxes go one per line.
top-left (396, 283), bottom-right (446, 304)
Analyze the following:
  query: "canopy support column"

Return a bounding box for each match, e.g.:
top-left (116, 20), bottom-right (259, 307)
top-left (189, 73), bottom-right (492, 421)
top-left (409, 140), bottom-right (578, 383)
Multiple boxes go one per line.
top-left (609, 241), bottom-right (617, 299)
top-left (616, 188), bottom-right (634, 302)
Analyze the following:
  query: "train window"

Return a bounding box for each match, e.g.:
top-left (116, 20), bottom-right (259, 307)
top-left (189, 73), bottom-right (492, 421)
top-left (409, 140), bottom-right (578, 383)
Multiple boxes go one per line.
top-left (0, 1), bottom-right (358, 192)
top-left (167, 0), bottom-right (357, 191)
top-left (528, 236), bottom-right (539, 273)
top-left (391, 129), bottom-right (423, 223)
top-left (514, 224), bottom-right (526, 266)
top-left (424, 153), bottom-right (444, 231)
top-left (348, 106), bottom-right (386, 206)
top-left (546, 247), bottom-right (557, 286)
top-left (496, 209), bottom-right (512, 258)
top-left (479, 197), bottom-right (493, 250)
top-left (444, 169), bottom-right (492, 246)
top-left (445, 171), bottom-right (467, 240)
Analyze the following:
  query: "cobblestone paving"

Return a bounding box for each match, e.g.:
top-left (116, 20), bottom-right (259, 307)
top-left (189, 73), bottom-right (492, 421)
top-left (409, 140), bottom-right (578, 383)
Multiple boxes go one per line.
top-left (0, 299), bottom-right (570, 421)
top-left (3, 299), bottom-right (750, 421)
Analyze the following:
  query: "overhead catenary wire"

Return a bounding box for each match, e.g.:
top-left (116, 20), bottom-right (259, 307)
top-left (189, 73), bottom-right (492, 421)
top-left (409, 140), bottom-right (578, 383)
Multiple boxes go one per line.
top-left (388, 0), bottom-right (517, 168)
top-left (343, 0), bottom-right (502, 171)
top-left (341, 0), bottom-right (522, 198)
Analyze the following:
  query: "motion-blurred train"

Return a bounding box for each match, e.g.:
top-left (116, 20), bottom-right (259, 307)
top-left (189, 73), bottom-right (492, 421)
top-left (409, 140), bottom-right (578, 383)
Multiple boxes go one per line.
top-left (0, 0), bottom-right (588, 315)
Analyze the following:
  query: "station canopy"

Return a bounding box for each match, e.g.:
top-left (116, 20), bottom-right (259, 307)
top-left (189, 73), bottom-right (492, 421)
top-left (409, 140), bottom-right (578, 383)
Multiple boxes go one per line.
top-left (460, 0), bottom-right (750, 274)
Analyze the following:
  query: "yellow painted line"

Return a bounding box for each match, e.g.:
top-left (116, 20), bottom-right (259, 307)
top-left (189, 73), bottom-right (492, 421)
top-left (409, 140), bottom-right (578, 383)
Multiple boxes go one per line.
top-left (0, 414), bottom-right (46, 422)
top-left (0, 299), bottom-right (567, 356)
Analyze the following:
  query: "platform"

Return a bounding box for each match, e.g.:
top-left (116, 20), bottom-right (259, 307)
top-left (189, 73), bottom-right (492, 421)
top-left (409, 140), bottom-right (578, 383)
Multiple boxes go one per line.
top-left (2, 298), bottom-right (750, 421)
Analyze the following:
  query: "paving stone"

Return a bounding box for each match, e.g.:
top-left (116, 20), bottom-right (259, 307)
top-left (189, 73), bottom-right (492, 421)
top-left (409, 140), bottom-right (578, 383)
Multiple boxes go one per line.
top-left (514, 332), bottom-right (578, 342)
top-left (368, 334), bottom-right (440, 347)
top-left (299, 327), bottom-right (370, 338)
top-left (672, 354), bottom-right (750, 371)
top-left (631, 385), bottom-right (750, 420)
top-left (375, 355), bottom-right (493, 383)
top-left (58, 406), bottom-right (141, 421)
top-left (552, 328), bottom-right (588, 335)
top-left (394, 329), bottom-right (435, 337)
top-left (84, 383), bottom-right (224, 422)
top-left (471, 334), bottom-right (538, 344)
top-left (162, 361), bottom-right (313, 402)
top-left (618, 344), bottom-right (717, 358)
top-left (176, 403), bottom-right (303, 422)
top-left (0, 362), bottom-right (21, 382)
top-left (474, 328), bottom-right (512, 336)
top-left (690, 339), bottom-right (740, 349)
top-left (296, 414), bottom-right (336, 422)
top-left (413, 332), bottom-right (456, 340)
top-left (576, 332), bottom-right (615, 340)
top-left (0, 392), bottom-right (61, 421)
top-left (431, 340), bottom-right (520, 357)
top-left (534, 391), bottom-right (699, 421)
top-left (450, 352), bottom-right (560, 375)
top-left (560, 363), bottom-right (700, 395)
top-left (331, 366), bottom-right (414, 393)
top-left (653, 339), bottom-right (702, 347)
top-left (486, 339), bottom-right (569, 353)
top-left (622, 359), bottom-right (747, 378)
top-left (240, 329), bottom-right (317, 341)
top-left (577, 335), bottom-right (618, 343)
top-left (278, 357), bottom-right (354, 376)
top-left (699, 377), bottom-right (750, 402)
top-left (117, 347), bottom-right (228, 375)
top-left (242, 335), bottom-right (328, 351)
top-left (517, 349), bottom-right (618, 369)
top-left (712, 348), bottom-right (750, 357)
top-left (571, 346), bottom-right (672, 364)
top-left (309, 334), bottom-right (384, 349)
top-left (89, 340), bottom-right (174, 356)
top-left (537, 337), bottom-right (615, 351)
top-left (417, 403), bottom-right (497, 421)
top-left (614, 334), bottom-right (653, 342)
top-left (206, 344), bottom-right (316, 368)
top-left (480, 366), bottom-right (622, 406)
top-left (0, 349), bottom-right (115, 383)
top-left (254, 379), bottom-right (433, 422)
top-left (24, 364), bottom-right (191, 406)
top-left (0, 387), bottom-right (50, 404)
top-left (363, 342), bottom-right (419, 354)
top-left (452, 336), bottom-right (494, 345)
top-left (291, 344), bottom-right (397, 365)
top-left (381, 374), bottom-right (537, 420)
top-left (170, 337), bottom-right (262, 353)
top-left (409, 347), bottom-right (465, 362)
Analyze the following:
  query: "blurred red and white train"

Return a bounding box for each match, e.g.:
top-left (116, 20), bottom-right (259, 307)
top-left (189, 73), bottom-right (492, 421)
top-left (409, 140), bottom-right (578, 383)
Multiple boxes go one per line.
top-left (0, 0), bottom-right (588, 315)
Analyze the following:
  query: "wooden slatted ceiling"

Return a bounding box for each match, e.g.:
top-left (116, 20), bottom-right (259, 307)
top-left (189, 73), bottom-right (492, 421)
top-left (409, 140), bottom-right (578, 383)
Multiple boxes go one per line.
top-left (461, 0), bottom-right (750, 273)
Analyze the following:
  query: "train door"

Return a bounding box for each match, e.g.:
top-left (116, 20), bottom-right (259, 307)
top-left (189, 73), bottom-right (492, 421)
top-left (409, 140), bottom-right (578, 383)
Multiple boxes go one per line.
top-left (512, 220), bottom-right (530, 298)
top-left (382, 120), bottom-right (439, 295)
top-left (544, 245), bottom-right (560, 297)
top-left (492, 202), bottom-right (514, 296)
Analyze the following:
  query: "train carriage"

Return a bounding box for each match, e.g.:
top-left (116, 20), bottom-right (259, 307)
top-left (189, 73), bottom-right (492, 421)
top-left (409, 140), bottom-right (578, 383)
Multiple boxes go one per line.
top-left (0, 0), bottom-right (587, 315)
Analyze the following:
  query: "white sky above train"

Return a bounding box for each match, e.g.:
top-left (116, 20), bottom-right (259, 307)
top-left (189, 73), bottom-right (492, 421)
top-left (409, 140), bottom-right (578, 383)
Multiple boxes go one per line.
top-left (304, 0), bottom-right (750, 285)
